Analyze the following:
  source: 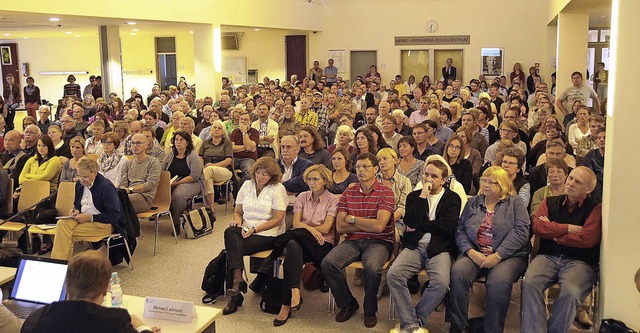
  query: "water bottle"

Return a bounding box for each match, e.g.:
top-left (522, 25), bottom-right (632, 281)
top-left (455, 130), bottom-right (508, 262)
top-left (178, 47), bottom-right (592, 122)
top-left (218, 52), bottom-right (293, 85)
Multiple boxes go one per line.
top-left (110, 272), bottom-right (123, 308)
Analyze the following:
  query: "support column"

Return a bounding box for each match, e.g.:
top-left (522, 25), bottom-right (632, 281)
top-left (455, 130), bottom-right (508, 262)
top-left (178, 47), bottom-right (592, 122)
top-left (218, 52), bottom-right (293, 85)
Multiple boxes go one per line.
top-left (599, 0), bottom-right (640, 328)
top-left (98, 26), bottom-right (123, 101)
top-left (555, 12), bottom-right (588, 121)
top-left (193, 24), bottom-right (222, 101)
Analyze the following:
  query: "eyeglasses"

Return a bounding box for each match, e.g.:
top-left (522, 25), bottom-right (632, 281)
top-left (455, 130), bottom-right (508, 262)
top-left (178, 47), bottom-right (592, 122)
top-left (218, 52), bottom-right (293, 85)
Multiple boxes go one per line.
top-left (355, 165), bottom-right (374, 171)
top-left (500, 128), bottom-right (515, 134)
top-left (480, 178), bottom-right (499, 185)
top-left (501, 160), bottom-right (518, 167)
top-left (448, 144), bottom-right (462, 151)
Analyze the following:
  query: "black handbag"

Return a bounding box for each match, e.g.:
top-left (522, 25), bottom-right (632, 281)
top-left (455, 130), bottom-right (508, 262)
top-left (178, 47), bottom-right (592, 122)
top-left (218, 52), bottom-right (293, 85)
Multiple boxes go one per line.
top-left (600, 319), bottom-right (637, 333)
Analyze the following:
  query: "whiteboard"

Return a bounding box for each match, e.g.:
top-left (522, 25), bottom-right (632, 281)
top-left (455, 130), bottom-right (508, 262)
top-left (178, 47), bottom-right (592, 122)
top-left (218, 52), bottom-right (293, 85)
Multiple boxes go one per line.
top-left (328, 50), bottom-right (346, 73)
top-left (223, 57), bottom-right (247, 83)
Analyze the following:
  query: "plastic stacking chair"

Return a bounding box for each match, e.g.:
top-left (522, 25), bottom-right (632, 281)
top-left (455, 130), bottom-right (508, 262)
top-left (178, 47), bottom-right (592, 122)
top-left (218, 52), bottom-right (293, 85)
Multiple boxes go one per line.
top-left (28, 181), bottom-right (76, 238)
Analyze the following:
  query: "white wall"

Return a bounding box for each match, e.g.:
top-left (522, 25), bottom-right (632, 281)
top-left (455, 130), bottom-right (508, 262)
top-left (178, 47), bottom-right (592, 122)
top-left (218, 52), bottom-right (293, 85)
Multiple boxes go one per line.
top-left (309, 0), bottom-right (550, 85)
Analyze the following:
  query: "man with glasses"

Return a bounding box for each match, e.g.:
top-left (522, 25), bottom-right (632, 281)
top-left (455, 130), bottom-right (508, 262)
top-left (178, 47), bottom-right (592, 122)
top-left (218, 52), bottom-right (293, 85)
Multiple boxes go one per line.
top-left (321, 153), bottom-right (395, 328)
top-left (119, 133), bottom-right (161, 213)
top-left (501, 147), bottom-right (530, 206)
top-left (278, 135), bottom-right (312, 195)
top-left (1, 130), bottom-right (26, 190)
top-left (412, 122), bottom-right (444, 161)
top-left (60, 115), bottom-right (80, 143)
top-left (251, 102), bottom-right (278, 159)
top-left (37, 105), bottom-right (52, 134)
top-left (140, 127), bottom-right (165, 163)
top-left (51, 157), bottom-right (127, 260)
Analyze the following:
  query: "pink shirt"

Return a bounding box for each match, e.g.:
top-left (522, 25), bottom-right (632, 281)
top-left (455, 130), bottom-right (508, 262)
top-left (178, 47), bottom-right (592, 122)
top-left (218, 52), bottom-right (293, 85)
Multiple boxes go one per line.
top-left (294, 190), bottom-right (339, 244)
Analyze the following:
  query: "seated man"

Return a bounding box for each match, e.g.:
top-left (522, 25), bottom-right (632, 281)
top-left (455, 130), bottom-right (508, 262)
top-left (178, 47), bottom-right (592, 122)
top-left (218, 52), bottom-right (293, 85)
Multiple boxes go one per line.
top-left (140, 127), bottom-right (165, 163)
top-left (278, 135), bottom-right (312, 195)
top-left (388, 160), bottom-right (461, 333)
top-left (321, 153), bottom-right (395, 328)
top-left (529, 140), bottom-right (573, 195)
top-left (251, 102), bottom-right (279, 159)
top-left (119, 133), bottom-right (161, 213)
top-left (51, 157), bottom-right (128, 260)
top-left (522, 167), bottom-right (601, 333)
top-left (230, 111), bottom-right (259, 186)
top-left (23, 251), bottom-right (157, 332)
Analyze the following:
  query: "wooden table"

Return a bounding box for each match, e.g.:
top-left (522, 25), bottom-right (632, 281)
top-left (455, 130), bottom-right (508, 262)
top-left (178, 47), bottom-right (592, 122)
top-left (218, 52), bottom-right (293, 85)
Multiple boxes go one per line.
top-left (0, 266), bottom-right (16, 285)
top-left (122, 295), bottom-right (222, 333)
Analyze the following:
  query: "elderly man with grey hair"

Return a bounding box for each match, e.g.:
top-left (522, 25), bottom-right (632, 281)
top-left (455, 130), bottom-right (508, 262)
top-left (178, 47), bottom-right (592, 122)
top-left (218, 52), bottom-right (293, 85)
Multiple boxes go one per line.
top-left (37, 105), bottom-right (52, 134)
top-left (60, 115), bottom-right (80, 143)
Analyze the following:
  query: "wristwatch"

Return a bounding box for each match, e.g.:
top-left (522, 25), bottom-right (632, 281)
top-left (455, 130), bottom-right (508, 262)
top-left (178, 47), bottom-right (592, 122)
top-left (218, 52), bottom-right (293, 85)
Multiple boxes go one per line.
top-left (348, 215), bottom-right (356, 224)
top-left (128, 187), bottom-right (133, 194)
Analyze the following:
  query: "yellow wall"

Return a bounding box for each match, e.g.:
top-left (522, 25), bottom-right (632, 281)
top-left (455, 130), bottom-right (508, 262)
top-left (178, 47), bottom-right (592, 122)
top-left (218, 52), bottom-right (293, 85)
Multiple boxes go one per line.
top-left (309, 0), bottom-right (549, 85)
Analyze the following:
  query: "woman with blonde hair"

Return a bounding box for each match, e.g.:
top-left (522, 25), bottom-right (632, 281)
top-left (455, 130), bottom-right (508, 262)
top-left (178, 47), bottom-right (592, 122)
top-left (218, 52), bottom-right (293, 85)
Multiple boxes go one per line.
top-left (252, 164), bottom-right (339, 326)
top-left (200, 120), bottom-right (233, 209)
top-left (60, 136), bottom-right (86, 183)
top-left (328, 125), bottom-right (354, 154)
top-left (97, 132), bottom-right (128, 186)
top-left (447, 166), bottom-right (530, 333)
top-left (160, 111), bottom-right (184, 147)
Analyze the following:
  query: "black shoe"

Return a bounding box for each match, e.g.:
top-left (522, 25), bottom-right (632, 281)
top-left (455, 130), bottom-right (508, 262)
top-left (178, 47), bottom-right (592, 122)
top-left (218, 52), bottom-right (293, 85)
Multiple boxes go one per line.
top-left (217, 197), bottom-right (226, 205)
top-left (273, 310), bottom-right (291, 327)
top-left (222, 294), bottom-right (244, 315)
top-left (335, 299), bottom-right (359, 323)
top-left (227, 280), bottom-right (247, 297)
top-left (249, 273), bottom-right (268, 294)
top-left (30, 236), bottom-right (41, 254)
top-left (364, 314), bottom-right (377, 328)
top-left (173, 224), bottom-right (181, 236)
top-left (37, 242), bottom-right (53, 255)
top-left (408, 274), bottom-right (420, 294)
top-left (319, 279), bottom-right (329, 293)
top-left (291, 297), bottom-right (303, 312)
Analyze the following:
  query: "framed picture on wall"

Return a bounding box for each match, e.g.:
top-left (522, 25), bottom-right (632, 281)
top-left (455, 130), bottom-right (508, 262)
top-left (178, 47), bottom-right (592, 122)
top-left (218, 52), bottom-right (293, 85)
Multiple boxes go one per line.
top-left (481, 48), bottom-right (503, 76)
top-left (1, 46), bottom-right (11, 65)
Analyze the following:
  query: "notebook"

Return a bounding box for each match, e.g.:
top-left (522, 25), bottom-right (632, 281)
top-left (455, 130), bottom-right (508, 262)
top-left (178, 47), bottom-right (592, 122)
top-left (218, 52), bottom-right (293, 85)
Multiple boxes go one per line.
top-left (2, 256), bottom-right (68, 319)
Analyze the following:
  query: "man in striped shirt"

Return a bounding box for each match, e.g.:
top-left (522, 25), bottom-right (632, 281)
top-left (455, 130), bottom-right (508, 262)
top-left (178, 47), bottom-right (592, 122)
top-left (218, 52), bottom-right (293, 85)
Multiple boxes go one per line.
top-left (321, 153), bottom-right (395, 329)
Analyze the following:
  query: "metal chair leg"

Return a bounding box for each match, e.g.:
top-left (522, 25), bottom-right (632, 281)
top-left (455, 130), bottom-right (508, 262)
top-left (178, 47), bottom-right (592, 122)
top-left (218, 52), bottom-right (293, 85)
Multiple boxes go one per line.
top-left (153, 215), bottom-right (159, 256)
top-left (168, 212), bottom-right (177, 243)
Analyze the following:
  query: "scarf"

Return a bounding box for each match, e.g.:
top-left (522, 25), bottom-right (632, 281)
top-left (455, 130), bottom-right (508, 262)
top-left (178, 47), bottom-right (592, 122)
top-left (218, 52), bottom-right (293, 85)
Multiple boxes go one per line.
top-left (98, 150), bottom-right (123, 173)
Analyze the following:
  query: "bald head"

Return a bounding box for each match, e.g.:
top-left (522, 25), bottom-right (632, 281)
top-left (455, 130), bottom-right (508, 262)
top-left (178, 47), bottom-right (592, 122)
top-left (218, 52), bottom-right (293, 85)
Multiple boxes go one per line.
top-left (130, 121), bottom-right (143, 135)
top-left (4, 130), bottom-right (22, 152)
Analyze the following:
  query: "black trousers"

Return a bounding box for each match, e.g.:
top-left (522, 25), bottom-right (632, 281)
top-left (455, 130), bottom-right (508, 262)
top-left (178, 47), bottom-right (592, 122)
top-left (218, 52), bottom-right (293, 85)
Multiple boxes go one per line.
top-left (258, 228), bottom-right (333, 305)
top-left (224, 226), bottom-right (275, 272)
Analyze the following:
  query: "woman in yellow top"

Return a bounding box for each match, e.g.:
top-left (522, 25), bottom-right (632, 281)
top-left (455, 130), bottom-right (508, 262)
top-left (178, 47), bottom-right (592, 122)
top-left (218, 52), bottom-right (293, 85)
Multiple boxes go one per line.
top-left (19, 135), bottom-right (62, 191)
top-left (159, 111), bottom-right (184, 147)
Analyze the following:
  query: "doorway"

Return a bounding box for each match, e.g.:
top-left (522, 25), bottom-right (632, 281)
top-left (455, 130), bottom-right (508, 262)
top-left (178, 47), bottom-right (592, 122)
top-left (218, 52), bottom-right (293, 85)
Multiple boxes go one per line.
top-left (350, 51), bottom-right (377, 85)
top-left (155, 37), bottom-right (177, 90)
top-left (285, 35), bottom-right (306, 83)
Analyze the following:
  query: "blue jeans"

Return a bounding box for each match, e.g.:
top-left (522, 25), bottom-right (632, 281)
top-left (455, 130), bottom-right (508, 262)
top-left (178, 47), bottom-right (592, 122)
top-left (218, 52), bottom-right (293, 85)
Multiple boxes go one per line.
top-left (321, 239), bottom-right (392, 316)
top-left (521, 254), bottom-right (597, 333)
top-left (446, 254), bottom-right (527, 332)
top-left (388, 249), bottom-right (451, 330)
top-left (234, 157), bottom-right (255, 183)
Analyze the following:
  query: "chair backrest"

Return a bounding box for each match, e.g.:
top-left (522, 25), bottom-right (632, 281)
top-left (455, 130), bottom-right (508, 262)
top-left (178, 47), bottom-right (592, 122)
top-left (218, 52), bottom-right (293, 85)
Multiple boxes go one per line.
top-left (18, 181), bottom-right (51, 211)
top-left (4, 178), bottom-right (13, 214)
top-left (152, 171), bottom-right (172, 209)
top-left (56, 182), bottom-right (76, 215)
top-left (86, 154), bottom-right (99, 161)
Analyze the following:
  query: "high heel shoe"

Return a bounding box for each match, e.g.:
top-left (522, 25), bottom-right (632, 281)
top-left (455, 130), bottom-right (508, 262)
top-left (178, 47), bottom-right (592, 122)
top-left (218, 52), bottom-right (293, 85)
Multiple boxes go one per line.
top-left (226, 280), bottom-right (247, 297)
top-left (273, 310), bottom-right (291, 327)
top-left (291, 297), bottom-right (303, 312)
top-left (222, 294), bottom-right (244, 315)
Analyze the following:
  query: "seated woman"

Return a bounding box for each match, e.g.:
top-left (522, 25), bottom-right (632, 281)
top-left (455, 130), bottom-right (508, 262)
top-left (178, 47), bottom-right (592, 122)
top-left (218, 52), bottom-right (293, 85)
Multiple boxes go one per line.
top-left (350, 127), bottom-right (378, 171)
top-left (59, 137), bottom-right (86, 183)
top-left (376, 148), bottom-right (412, 226)
top-left (530, 158), bottom-right (568, 216)
top-left (160, 111), bottom-right (184, 147)
top-left (97, 132), bottom-right (128, 186)
top-left (446, 166), bottom-right (530, 333)
top-left (328, 125), bottom-right (354, 155)
top-left (22, 116), bottom-right (36, 131)
top-left (328, 147), bottom-right (358, 195)
top-left (254, 165), bottom-right (339, 326)
top-left (161, 130), bottom-right (203, 234)
top-left (47, 125), bottom-right (72, 163)
top-left (19, 134), bottom-right (62, 192)
top-left (223, 156), bottom-right (288, 315)
top-left (501, 147), bottom-right (530, 207)
top-left (397, 136), bottom-right (425, 188)
top-left (443, 134), bottom-right (473, 194)
top-left (200, 120), bottom-right (233, 210)
top-left (84, 120), bottom-right (105, 155)
top-left (112, 121), bottom-right (130, 153)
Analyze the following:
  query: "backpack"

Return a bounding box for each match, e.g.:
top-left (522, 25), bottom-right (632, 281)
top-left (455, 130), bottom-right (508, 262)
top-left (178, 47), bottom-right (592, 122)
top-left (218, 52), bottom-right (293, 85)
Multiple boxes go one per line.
top-left (201, 249), bottom-right (231, 303)
top-left (259, 275), bottom-right (286, 314)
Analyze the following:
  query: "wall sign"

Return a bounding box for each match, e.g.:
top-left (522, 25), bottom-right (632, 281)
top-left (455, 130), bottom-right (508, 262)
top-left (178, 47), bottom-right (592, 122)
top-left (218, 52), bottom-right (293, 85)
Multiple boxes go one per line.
top-left (394, 35), bottom-right (470, 46)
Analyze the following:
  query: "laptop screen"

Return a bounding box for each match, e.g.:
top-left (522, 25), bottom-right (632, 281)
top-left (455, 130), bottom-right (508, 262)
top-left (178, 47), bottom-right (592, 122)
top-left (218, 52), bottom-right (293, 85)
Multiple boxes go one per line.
top-left (10, 257), bottom-right (68, 304)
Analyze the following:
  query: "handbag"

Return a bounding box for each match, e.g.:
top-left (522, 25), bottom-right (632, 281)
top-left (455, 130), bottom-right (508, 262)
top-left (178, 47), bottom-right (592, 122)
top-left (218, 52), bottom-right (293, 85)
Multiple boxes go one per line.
top-left (301, 263), bottom-right (323, 290)
top-left (599, 319), bottom-right (637, 333)
top-left (181, 207), bottom-right (215, 239)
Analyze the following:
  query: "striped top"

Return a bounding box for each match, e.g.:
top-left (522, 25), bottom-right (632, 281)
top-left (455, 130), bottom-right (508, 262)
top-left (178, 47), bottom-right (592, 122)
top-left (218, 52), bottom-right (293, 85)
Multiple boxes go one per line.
top-left (338, 180), bottom-right (395, 243)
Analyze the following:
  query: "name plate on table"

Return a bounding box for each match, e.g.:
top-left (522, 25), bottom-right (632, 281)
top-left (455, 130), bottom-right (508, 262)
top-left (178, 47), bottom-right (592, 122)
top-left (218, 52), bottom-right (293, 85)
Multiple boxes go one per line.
top-left (143, 297), bottom-right (195, 323)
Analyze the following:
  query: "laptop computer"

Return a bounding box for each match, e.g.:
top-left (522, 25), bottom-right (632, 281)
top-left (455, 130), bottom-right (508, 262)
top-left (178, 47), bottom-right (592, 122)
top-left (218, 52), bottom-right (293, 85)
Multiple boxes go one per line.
top-left (2, 255), bottom-right (68, 319)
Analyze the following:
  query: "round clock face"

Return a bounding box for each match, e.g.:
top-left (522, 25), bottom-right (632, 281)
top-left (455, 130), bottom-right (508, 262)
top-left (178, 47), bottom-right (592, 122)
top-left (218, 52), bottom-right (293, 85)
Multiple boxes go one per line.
top-left (426, 20), bottom-right (439, 33)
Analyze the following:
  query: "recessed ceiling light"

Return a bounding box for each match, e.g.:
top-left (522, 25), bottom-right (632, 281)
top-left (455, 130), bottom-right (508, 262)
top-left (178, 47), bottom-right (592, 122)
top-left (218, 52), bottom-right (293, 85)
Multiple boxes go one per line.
top-left (132, 28), bottom-right (139, 32)
top-left (75, 35), bottom-right (80, 37)
top-left (23, 37), bottom-right (29, 39)
top-left (130, 33), bottom-right (136, 36)
top-left (254, 28), bottom-right (260, 31)
top-left (126, 21), bottom-right (136, 25)
top-left (65, 31), bottom-right (72, 34)
top-left (3, 33), bottom-right (10, 36)
top-left (189, 31), bottom-right (194, 34)
top-left (49, 17), bottom-right (60, 22)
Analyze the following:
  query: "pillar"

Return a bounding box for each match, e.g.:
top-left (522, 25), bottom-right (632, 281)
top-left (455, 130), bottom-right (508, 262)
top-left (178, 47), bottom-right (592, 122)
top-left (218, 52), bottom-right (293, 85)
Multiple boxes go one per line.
top-left (98, 26), bottom-right (123, 101)
top-left (555, 12), bottom-right (588, 121)
top-left (599, 0), bottom-right (640, 328)
top-left (193, 24), bottom-right (222, 101)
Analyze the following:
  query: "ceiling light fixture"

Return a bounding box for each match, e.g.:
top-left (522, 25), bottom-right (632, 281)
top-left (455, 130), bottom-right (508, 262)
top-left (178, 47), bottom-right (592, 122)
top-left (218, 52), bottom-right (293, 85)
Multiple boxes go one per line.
top-left (126, 21), bottom-right (136, 25)
top-left (132, 28), bottom-right (139, 32)
top-left (23, 37), bottom-right (29, 39)
top-left (49, 17), bottom-right (60, 22)
top-left (254, 28), bottom-right (260, 31)
top-left (3, 33), bottom-right (10, 36)
top-left (130, 33), bottom-right (136, 36)
top-left (65, 31), bottom-right (72, 34)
